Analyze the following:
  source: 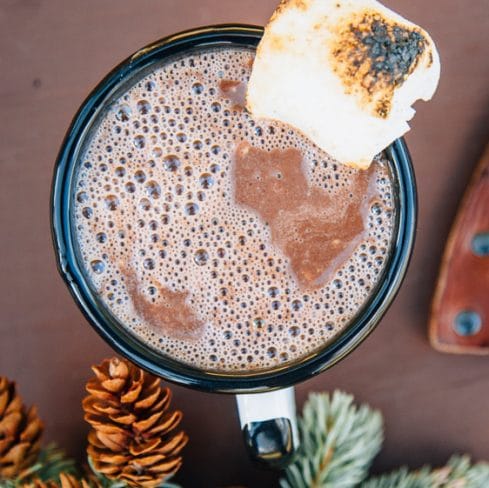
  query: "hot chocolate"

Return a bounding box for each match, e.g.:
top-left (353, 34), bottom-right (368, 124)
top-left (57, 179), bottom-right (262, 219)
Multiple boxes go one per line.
top-left (73, 45), bottom-right (396, 372)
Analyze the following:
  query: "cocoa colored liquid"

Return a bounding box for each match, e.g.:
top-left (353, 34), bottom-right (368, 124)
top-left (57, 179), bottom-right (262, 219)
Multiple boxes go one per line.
top-left (73, 46), bottom-right (396, 372)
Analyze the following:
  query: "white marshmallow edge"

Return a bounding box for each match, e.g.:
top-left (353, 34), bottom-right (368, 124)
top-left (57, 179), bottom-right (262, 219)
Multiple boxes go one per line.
top-left (247, 0), bottom-right (441, 168)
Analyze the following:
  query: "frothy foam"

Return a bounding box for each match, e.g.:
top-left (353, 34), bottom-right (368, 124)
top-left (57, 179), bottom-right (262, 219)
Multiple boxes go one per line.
top-left (73, 46), bottom-right (396, 372)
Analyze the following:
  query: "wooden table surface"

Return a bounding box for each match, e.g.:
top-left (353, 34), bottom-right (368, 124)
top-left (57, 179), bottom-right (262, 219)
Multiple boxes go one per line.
top-left (1, 1), bottom-right (489, 486)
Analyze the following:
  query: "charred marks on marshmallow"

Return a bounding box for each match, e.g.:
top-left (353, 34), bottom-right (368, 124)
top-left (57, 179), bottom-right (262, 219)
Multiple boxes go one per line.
top-left (274, 0), bottom-right (308, 18)
top-left (330, 10), bottom-right (428, 118)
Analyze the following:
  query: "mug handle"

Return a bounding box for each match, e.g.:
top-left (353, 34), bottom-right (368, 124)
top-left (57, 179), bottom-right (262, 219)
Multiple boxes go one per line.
top-left (236, 387), bottom-right (299, 468)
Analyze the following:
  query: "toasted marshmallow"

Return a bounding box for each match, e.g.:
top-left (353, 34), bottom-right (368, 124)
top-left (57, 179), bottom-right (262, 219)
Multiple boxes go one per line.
top-left (247, 0), bottom-right (440, 168)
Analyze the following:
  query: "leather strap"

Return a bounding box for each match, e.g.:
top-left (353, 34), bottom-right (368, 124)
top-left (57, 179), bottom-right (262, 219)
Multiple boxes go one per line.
top-left (430, 144), bottom-right (489, 354)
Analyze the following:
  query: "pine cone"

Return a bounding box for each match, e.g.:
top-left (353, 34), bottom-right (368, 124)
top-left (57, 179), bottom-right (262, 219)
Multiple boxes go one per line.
top-left (23, 473), bottom-right (99, 488)
top-left (0, 376), bottom-right (44, 479)
top-left (83, 358), bottom-right (187, 488)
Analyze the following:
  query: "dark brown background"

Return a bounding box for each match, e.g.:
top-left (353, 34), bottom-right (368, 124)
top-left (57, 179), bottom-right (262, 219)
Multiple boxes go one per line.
top-left (1, 1), bottom-right (488, 486)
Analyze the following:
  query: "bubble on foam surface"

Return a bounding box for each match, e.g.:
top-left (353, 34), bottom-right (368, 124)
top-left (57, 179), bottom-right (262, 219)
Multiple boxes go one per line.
top-left (73, 46), bottom-right (396, 372)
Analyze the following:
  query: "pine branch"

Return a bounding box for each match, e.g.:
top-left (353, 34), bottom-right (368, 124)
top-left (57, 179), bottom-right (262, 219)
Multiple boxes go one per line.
top-left (34, 444), bottom-right (78, 482)
top-left (161, 482), bottom-right (183, 488)
top-left (8, 444), bottom-right (77, 486)
top-left (0, 479), bottom-right (16, 488)
top-left (361, 467), bottom-right (432, 488)
top-left (362, 455), bottom-right (489, 488)
top-left (440, 455), bottom-right (489, 486)
top-left (280, 391), bottom-right (383, 488)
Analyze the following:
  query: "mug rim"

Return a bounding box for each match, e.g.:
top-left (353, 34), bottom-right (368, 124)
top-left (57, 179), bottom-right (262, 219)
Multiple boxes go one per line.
top-left (51, 24), bottom-right (417, 394)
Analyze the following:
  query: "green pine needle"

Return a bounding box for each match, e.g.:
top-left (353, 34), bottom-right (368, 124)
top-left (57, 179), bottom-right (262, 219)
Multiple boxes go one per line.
top-left (280, 390), bottom-right (489, 488)
top-left (280, 391), bottom-right (383, 488)
top-left (0, 444), bottom-right (77, 487)
top-left (33, 444), bottom-right (78, 482)
top-left (361, 466), bottom-right (432, 488)
top-left (161, 482), bottom-right (183, 488)
top-left (439, 455), bottom-right (489, 486)
top-left (362, 456), bottom-right (489, 488)
top-left (0, 480), bottom-right (15, 488)
top-left (10, 444), bottom-right (77, 485)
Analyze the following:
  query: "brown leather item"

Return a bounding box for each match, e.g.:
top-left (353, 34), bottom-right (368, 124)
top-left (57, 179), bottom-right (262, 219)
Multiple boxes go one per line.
top-left (430, 144), bottom-right (489, 353)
